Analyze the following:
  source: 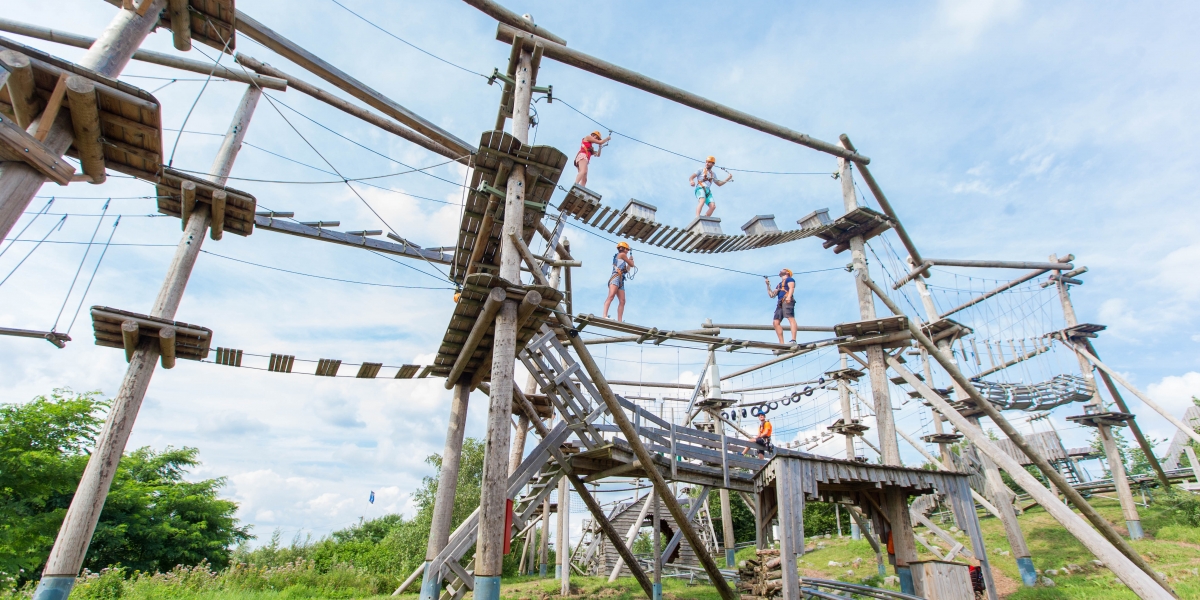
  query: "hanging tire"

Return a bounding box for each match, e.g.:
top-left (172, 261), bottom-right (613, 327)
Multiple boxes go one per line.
top-left (750, 406), bottom-right (761, 416)
top-left (770, 402), bottom-right (779, 410)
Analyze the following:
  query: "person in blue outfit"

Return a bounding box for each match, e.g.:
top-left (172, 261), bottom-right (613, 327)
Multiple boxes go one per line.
top-left (766, 268), bottom-right (798, 344)
top-left (689, 155), bottom-right (733, 217)
top-left (603, 241), bottom-right (635, 321)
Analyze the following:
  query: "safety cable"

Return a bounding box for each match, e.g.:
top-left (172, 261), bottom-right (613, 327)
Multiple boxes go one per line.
top-left (170, 155), bottom-right (462, 184)
top-left (0, 198), bottom-right (53, 261)
top-left (327, 0), bottom-right (490, 79)
top-left (199, 250), bottom-right (455, 290)
top-left (52, 200), bottom-right (109, 332)
top-left (66, 216), bottom-right (121, 335)
top-left (165, 33), bottom-right (233, 167)
top-left (0, 215), bottom-right (67, 288)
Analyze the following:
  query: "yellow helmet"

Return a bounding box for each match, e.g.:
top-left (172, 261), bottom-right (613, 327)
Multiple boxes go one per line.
top-left (780, 268), bottom-right (793, 276)
top-left (616, 241), bottom-right (630, 250)
top-left (706, 155), bottom-right (716, 163)
top-left (592, 130), bottom-right (602, 138)
top-left (453, 292), bottom-right (461, 303)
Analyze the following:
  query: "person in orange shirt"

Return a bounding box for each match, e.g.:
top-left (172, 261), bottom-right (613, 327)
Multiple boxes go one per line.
top-left (753, 412), bottom-right (773, 458)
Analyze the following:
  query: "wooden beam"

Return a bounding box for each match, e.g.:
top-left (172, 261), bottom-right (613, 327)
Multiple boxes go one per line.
top-left (64, 75), bottom-right (105, 184)
top-left (0, 18), bottom-right (287, 90)
top-left (862, 274), bottom-right (1174, 598)
top-left (516, 289), bottom-right (542, 329)
top-left (32, 73), bottom-right (70, 142)
top-left (234, 54), bottom-right (465, 164)
top-left (0, 49), bottom-right (40, 128)
top-left (0, 112), bottom-right (75, 185)
top-left (1066, 339), bottom-right (1200, 447)
top-left (157, 326), bottom-right (176, 369)
top-left (460, 0), bottom-right (567, 45)
top-left (209, 190), bottom-right (226, 240)
top-left (839, 134), bottom-right (925, 279)
top-left (234, 11), bottom-right (473, 157)
top-left (495, 23), bottom-right (868, 165)
top-left (927, 258), bottom-right (1072, 271)
top-left (444, 286), bottom-right (506, 388)
top-left (166, 0), bottom-right (191, 51)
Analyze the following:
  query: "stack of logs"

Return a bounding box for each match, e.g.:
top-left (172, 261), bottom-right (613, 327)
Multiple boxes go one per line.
top-left (737, 549), bottom-right (784, 599)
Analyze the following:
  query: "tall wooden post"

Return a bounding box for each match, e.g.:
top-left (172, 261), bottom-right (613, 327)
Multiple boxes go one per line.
top-left (1052, 257), bottom-right (1141, 539)
top-left (715, 418), bottom-right (737, 566)
top-left (835, 356), bottom-right (862, 540)
top-left (558, 477), bottom-right (570, 594)
top-left (0, 0), bottom-right (166, 247)
top-left (915, 271), bottom-right (1035, 585)
top-left (838, 146), bottom-right (917, 593)
top-left (32, 81), bottom-right (257, 600)
top-left (475, 43), bottom-right (535, 600)
top-left (420, 383), bottom-right (471, 600)
top-left (539, 497), bottom-right (550, 576)
top-left (651, 489), bottom-right (662, 600)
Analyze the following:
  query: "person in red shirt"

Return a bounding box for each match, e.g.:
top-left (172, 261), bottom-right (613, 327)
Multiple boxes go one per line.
top-left (574, 130), bottom-right (610, 187)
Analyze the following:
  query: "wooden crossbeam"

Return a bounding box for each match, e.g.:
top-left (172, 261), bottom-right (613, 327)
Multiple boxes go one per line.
top-left (0, 112), bottom-right (75, 185)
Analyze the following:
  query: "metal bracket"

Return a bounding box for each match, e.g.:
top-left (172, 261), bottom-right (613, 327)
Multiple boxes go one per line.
top-left (489, 68), bottom-right (553, 97)
top-left (477, 181), bottom-right (506, 198)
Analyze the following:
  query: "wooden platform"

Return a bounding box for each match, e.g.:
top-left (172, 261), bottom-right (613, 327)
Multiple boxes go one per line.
top-left (921, 317), bottom-right (972, 343)
top-left (90, 306), bottom-right (211, 368)
top-left (449, 131), bottom-right (567, 283)
top-left (1060, 323), bottom-right (1107, 341)
top-left (430, 273), bottom-right (564, 382)
top-left (161, 0), bottom-right (237, 51)
top-left (921, 433), bottom-right (963, 445)
top-left (826, 367), bottom-right (865, 381)
top-left (0, 37), bottom-right (162, 183)
top-left (834, 315), bottom-right (911, 351)
top-left (1067, 411), bottom-right (1133, 428)
top-left (827, 418), bottom-right (869, 436)
top-left (157, 167), bottom-right (257, 236)
top-left (554, 186), bottom-right (873, 254)
top-left (814, 206), bottom-right (894, 254)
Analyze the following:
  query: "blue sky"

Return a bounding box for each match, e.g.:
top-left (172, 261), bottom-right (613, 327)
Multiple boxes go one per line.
top-left (3, 0), bottom-right (1199, 546)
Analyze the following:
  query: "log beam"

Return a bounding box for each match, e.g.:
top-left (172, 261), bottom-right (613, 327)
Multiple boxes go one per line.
top-left (0, 49), bottom-right (40, 127)
top-left (166, 0), bottom-right (191, 51)
top-left (445, 286), bottom-right (506, 388)
top-left (157, 326), bottom-right (176, 369)
top-left (495, 23), bottom-right (868, 165)
top-left (64, 75), bottom-right (105, 184)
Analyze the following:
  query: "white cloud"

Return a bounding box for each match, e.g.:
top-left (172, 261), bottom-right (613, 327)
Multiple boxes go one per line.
top-left (1146, 372), bottom-right (1200, 415)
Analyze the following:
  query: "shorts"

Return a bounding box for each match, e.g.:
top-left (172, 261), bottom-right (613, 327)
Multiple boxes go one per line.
top-left (774, 301), bottom-right (796, 321)
top-left (574, 152), bottom-right (590, 167)
top-left (694, 186), bottom-right (713, 205)
top-left (608, 272), bottom-right (626, 290)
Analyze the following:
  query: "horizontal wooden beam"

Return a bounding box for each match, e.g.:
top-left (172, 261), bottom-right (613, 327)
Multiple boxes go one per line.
top-left (701, 321), bottom-right (835, 332)
top-left (927, 258), bottom-right (1073, 271)
top-left (496, 23), bottom-right (868, 164)
top-left (461, 0), bottom-right (567, 45)
top-left (0, 18), bottom-right (288, 90)
top-left (938, 268), bottom-right (1049, 319)
top-left (235, 11), bottom-right (473, 157)
top-left (0, 112), bottom-right (75, 185)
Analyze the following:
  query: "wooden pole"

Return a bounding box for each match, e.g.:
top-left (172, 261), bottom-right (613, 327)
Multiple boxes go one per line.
top-left (837, 147), bottom-right (917, 593)
top-left (540, 497), bottom-right (550, 577)
top-left (608, 494), bottom-right (653, 581)
top-left (837, 134), bottom-right (923, 276)
top-left (1185, 447), bottom-right (1200, 484)
top-left (31, 66), bottom-right (260, 600)
top-left (234, 11), bottom-right (473, 157)
top-left (860, 274), bottom-right (1176, 598)
top-left (651, 488), bottom-right (662, 600)
top-left (550, 316), bottom-right (737, 599)
top-left (473, 45), bottom-right (534, 600)
top-left (929, 257), bottom-right (1072, 271)
top-left (0, 0), bottom-right (164, 249)
top-left (1082, 339), bottom-right (1171, 489)
top-left (558, 476), bottom-right (570, 592)
top-left (0, 49), bottom-right (39, 128)
top-left (1051, 264), bottom-right (1142, 539)
top-left (494, 24), bottom-right (869, 164)
top-left (420, 383), bottom-right (471, 600)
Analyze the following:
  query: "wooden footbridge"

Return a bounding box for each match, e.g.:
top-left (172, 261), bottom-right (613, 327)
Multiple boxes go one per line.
top-left (2, 2), bottom-right (1196, 600)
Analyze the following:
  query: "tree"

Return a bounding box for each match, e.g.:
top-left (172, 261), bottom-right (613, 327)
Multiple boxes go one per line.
top-left (0, 389), bottom-right (249, 584)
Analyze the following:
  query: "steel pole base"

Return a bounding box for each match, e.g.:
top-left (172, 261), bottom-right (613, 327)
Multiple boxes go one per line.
top-left (1127, 520), bottom-right (1144, 540)
top-left (554, 565), bottom-right (561, 579)
top-left (1016, 557), bottom-right (1038, 587)
top-left (539, 563), bottom-right (546, 577)
top-left (652, 582), bottom-right (663, 600)
top-left (418, 561), bottom-right (439, 600)
top-left (851, 522), bottom-right (861, 541)
top-left (725, 548), bottom-right (736, 567)
top-left (31, 576), bottom-right (75, 600)
top-left (474, 575), bottom-right (502, 600)
top-left (897, 566), bottom-right (914, 595)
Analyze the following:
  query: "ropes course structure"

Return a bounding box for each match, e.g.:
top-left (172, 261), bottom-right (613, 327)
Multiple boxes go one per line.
top-left (0, 3), bottom-right (1191, 600)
